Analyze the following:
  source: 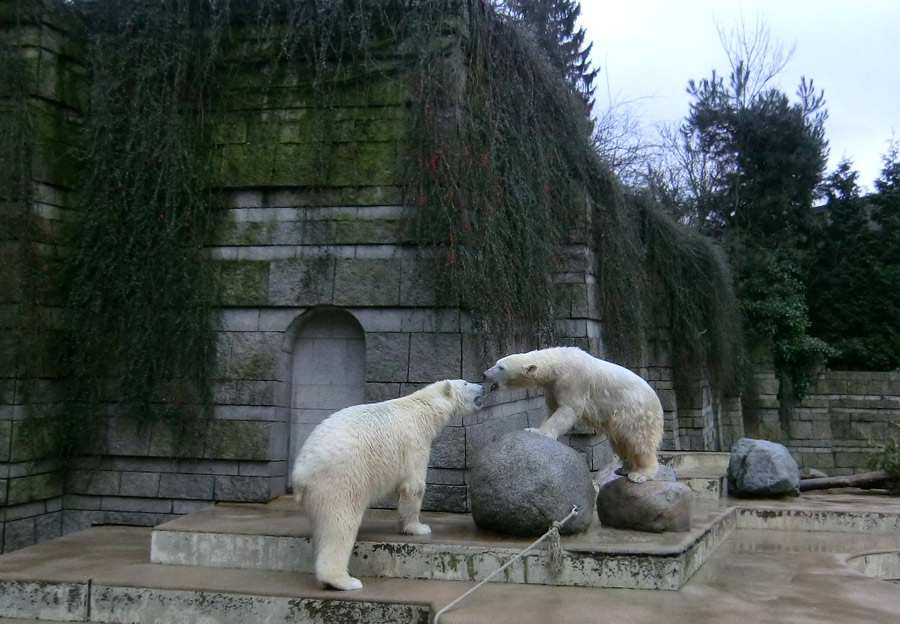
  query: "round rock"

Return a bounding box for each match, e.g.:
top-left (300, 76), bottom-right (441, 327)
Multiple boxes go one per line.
top-left (596, 478), bottom-right (693, 533)
top-left (594, 462), bottom-right (677, 490)
top-left (728, 437), bottom-right (800, 497)
top-left (469, 430), bottom-right (595, 536)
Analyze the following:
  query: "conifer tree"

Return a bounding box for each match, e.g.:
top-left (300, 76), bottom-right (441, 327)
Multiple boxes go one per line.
top-left (501, 0), bottom-right (598, 115)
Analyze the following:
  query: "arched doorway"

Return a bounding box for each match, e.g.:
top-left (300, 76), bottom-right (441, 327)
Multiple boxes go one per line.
top-left (288, 309), bottom-right (366, 471)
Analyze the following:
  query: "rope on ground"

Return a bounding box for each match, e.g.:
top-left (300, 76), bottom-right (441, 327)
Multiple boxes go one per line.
top-left (433, 505), bottom-right (580, 624)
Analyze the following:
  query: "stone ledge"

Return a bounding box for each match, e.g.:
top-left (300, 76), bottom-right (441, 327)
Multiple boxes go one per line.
top-left (149, 501), bottom-right (734, 591)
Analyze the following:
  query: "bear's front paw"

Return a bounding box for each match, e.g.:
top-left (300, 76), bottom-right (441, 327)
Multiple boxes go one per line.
top-left (401, 522), bottom-right (432, 535)
top-left (322, 575), bottom-right (363, 591)
top-left (626, 472), bottom-right (651, 484)
top-left (525, 427), bottom-right (556, 440)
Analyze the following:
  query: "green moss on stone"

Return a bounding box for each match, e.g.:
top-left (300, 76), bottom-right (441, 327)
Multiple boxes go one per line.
top-left (210, 143), bottom-right (274, 187)
top-left (329, 142), bottom-right (397, 186)
top-left (333, 218), bottom-right (403, 244)
top-left (9, 417), bottom-right (57, 462)
top-left (339, 185), bottom-right (404, 207)
top-left (210, 117), bottom-right (248, 145)
top-left (216, 260), bottom-right (269, 306)
top-left (270, 142), bottom-right (320, 186)
top-left (217, 220), bottom-right (269, 246)
top-left (229, 350), bottom-right (276, 381)
top-left (148, 417), bottom-right (206, 458)
top-left (204, 419), bottom-right (271, 460)
top-left (7, 471), bottom-right (63, 506)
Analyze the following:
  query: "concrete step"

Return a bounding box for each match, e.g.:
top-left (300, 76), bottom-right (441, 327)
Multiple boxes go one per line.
top-left (0, 525), bottom-right (437, 624)
top-left (3, 492), bottom-right (900, 623)
top-left (659, 451), bottom-right (730, 475)
top-left (677, 473), bottom-right (727, 502)
top-left (149, 499), bottom-right (735, 591)
top-left (733, 492), bottom-right (900, 533)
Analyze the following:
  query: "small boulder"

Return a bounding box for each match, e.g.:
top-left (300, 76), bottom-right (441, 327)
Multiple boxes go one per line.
top-left (469, 430), bottom-right (595, 536)
top-left (728, 438), bottom-right (800, 497)
top-left (593, 461), bottom-right (677, 490)
top-left (596, 478), bottom-right (693, 533)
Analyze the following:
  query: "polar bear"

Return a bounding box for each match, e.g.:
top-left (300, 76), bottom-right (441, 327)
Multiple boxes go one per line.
top-left (483, 346), bottom-right (663, 483)
top-left (291, 379), bottom-right (485, 591)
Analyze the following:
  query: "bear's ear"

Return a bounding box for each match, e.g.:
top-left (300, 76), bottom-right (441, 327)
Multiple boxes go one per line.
top-left (524, 364), bottom-right (537, 375)
top-left (442, 380), bottom-right (453, 397)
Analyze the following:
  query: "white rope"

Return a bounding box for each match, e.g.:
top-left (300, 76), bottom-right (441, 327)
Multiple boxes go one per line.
top-left (433, 505), bottom-right (580, 624)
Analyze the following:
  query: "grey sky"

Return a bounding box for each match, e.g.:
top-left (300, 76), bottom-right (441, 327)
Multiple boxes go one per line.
top-left (581, 0), bottom-right (900, 192)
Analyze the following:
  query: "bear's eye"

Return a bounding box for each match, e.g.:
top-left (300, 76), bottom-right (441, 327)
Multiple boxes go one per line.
top-left (498, 365), bottom-right (504, 371)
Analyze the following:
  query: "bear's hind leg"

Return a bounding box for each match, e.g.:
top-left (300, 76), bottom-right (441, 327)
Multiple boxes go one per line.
top-left (609, 431), bottom-right (658, 484)
top-left (311, 509), bottom-right (365, 591)
top-left (625, 461), bottom-right (658, 483)
top-left (623, 443), bottom-right (659, 483)
top-left (397, 479), bottom-right (430, 535)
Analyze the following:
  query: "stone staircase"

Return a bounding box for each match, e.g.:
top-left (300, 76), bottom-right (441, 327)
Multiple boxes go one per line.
top-left (149, 501), bottom-right (734, 591)
top-left (5, 452), bottom-right (898, 623)
top-left (660, 450), bottom-right (731, 502)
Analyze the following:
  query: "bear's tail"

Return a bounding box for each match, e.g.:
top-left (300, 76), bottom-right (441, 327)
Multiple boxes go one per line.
top-left (290, 461), bottom-right (306, 506)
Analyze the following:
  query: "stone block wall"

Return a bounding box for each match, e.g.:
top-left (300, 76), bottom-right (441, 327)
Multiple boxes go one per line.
top-left (675, 377), bottom-right (720, 451)
top-left (0, 1), bottom-right (83, 552)
top-left (0, 2), bottom-right (734, 553)
top-left (756, 370), bottom-right (900, 476)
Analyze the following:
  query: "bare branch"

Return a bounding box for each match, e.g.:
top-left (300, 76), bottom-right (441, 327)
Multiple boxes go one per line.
top-left (715, 13), bottom-right (796, 105)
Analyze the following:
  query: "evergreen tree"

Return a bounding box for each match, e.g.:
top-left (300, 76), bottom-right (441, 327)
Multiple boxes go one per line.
top-left (686, 66), bottom-right (828, 243)
top-left (502, 0), bottom-right (598, 115)
top-left (683, 61), bottom-right (831, 397)
top-left (807, 150), bottom-right (900, 370)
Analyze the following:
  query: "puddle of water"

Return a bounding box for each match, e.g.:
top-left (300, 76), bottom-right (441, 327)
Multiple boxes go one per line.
top-left (846, 551), bottom-right (900, 581)
top-left (731, 529), bottom-right (897, 554)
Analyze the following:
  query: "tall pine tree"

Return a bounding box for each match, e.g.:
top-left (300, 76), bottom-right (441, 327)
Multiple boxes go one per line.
top-left (502, 0), bottom-right (598, 116)
top-left (807, 148), bottom-right (900, 370)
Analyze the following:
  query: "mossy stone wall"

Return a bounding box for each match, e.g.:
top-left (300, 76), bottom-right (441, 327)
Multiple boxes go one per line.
top-left (1, 1), bottom-right (745, 553)
top-left (753, 370), bottom-right (900, 476)
top-left (0, 0), bottom-right (82, 552)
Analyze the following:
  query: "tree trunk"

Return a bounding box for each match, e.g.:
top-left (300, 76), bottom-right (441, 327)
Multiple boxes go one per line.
top-left (799, 470), bottom-right (893, 492)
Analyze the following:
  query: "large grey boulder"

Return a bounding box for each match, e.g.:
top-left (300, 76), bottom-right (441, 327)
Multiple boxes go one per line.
top-left (728, 438), bottom-right (800, 497)
top-left (469, 430), bottom-right (595, 536)
top-left (596, 478), bottom-right (693, 533)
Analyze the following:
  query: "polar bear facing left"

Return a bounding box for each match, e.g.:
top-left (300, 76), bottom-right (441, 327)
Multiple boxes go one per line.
top-left (291, 379), bottom-right (485, 591)
top-left (483, 347), bottom-right (663, 484)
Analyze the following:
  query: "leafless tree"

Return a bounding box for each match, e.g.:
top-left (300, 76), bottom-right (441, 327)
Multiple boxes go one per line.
top-left (715, 14), bottom-right (796, 106)
top-left (638, 15), bottom-right (799, 229)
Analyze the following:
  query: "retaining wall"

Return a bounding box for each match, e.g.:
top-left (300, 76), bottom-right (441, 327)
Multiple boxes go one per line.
top-left (754, 370), bottom-right (900, 476)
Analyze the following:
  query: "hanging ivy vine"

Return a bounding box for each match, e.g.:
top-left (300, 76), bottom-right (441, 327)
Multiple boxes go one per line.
top-left (638, 193), bottom-right (743, 400)
top-left (2, 0), bottom-right (747, 462)
top-left (408, 3), bottom-right (588, 347)
top-left (54, 0), bottom-right (233, 457)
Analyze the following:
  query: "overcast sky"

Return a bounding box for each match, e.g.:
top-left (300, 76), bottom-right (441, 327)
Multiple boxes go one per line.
top-left (580, 0), bottom-right (900, 192)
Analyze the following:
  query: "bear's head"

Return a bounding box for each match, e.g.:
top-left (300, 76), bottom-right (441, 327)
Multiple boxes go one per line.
top-left (441, 379), bottom-right (487, 411)
top-left (482, 353), bottom-right (538, 392)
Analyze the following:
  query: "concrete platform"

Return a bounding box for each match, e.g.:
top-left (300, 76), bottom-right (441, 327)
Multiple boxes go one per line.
top-left (665, 451), bottom-right (732, 502)
top-left (1, 491), bottom-right (900, 623)
top-left (150, 498), bottom-right (734, 590)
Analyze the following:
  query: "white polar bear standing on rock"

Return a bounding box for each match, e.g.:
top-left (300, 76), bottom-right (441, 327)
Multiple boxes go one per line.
top-left (291, 379), bottom-right (485, 591)
top-left (483, 346), bottom-right (663, 484)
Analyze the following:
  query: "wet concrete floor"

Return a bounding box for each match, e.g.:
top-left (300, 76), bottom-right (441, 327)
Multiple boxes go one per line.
top-left (1, 491), bottom-right (899, 623)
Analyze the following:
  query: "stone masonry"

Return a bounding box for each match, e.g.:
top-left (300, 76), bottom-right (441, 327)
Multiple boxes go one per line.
top-left (4, 1), bottom-right (853, 555)
top-left (754, 370), bottom-right (900, 476)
